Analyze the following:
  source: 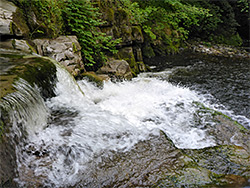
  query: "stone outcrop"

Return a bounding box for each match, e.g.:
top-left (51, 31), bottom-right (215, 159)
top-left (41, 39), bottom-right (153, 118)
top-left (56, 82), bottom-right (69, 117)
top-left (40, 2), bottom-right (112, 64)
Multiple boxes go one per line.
top-left (97, 58), bottom-right (133, 80)
top-left (189, 42), bottom-right (250, 59)
top-left (33, 36), bottom-right (85, 76)
top-left (0, 1), bottom-right (84, 77)
top-left (0, 0), bottom-right (17, 35)
top-left (0, 39), bottom-right (34, 53)
top-left (95, 0), bottom-right (147, 76)
top-left (0, 0), bottom-right (29, 37)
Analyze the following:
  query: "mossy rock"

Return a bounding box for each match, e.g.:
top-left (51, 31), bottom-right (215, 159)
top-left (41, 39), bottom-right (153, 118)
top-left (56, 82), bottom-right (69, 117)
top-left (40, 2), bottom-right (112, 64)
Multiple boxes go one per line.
top-left (132, 26), bottom-right (144, 43)
top-left (79, 72), bottom-right (105, 88)
top-left (116, 47), bottom-right (139, 75)
top-left (114, 7), bottom-right (129, 26)
top-left (0, 53), bottom-right (57, 99)
top-left (12, 7), bottom-right (30, 37)
top-left (105, 8), bottom-right (115, 25)
top-left (157, 144), bottom-right (250, 187)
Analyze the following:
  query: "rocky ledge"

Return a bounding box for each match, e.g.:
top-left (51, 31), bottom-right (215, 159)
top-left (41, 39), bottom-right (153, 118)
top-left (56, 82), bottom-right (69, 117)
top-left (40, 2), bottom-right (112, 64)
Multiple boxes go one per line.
top-left (187, 42), bottom-right (250, 59)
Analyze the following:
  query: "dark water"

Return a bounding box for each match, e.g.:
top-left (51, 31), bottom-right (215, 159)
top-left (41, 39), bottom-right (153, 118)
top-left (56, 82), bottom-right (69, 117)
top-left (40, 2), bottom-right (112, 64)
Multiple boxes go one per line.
top-left (146, 50), bottom-right (250, 127)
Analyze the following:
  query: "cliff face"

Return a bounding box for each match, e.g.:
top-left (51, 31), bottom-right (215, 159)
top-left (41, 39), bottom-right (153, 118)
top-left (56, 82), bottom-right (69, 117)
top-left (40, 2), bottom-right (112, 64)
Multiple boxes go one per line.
top-left (95, 0), bottom-right (147, 76)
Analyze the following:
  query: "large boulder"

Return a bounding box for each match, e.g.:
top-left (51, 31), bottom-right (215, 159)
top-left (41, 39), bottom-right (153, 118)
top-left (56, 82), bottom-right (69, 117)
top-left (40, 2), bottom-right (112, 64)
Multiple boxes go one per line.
top-left (33, 36), bottom-right (85, 76)
top-left (0, 0), bottom-right (16, 35)
top-left (0, 0), bottom-right (29, 37)
top-left (97, 59), bottom-right (133, 80)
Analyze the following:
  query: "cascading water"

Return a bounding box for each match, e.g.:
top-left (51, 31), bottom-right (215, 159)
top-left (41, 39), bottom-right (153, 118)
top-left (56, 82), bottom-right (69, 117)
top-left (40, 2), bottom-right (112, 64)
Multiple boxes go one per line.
top-left (10, 65), bottom-right (213, 186)
top-left (3, 57), bottom-right (249, 187)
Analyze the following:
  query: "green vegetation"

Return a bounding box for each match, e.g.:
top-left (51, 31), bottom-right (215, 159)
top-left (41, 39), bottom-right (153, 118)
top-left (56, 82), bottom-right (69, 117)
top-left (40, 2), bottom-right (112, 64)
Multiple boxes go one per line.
top-left (188, 0), bottom-right (246, 46)
top-left (11, 0), bottom-right (248, 68)
top-left (62, 0), bottom-right (121, 68)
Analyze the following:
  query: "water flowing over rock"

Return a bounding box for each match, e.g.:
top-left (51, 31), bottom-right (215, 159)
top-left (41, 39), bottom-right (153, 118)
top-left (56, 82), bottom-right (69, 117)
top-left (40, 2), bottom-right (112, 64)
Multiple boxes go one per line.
top-left (33, 36), bottom-right (85, 76)
top-left (1, 49), bottom-right (250, 187)
top-left (0, 50), bottom-right (57, 187)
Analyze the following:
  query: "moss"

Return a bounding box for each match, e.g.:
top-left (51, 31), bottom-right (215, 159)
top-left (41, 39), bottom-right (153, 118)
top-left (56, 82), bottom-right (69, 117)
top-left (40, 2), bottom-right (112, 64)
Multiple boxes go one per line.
top-left (0, 54), bottom-right (24, 59)
top-left (106, 8), bottom-right (115, 23)
top-left (115, 8), bottom-right (129, 25)
top-left (116, 48), bottom-right (139, 75)
top-left (193, 101), bottom-right (248, 132)
top-left (0, 54), bottom-right (57, 99)
top-left (25, 41), bottom-right (37, 54)
top-left (80, 72), bottom-right (104, 88)
top-left (121, 26), bottom-right (132, 37)
top-left (11, 40), bottom-right (16, 49)
top-left (112, 26), bottom-right (120, 38)
top-left (0, 75), bottom-right (17, 99)
top-left (132, 26), bottom-right (143, 37)
top-left (132, 26), bottom-right (144, 43)
top-left (9, 22), bottom-right (14, 35)
top-left (72, 42), bottom-right (77, 53)
top-left (12, 7), bottom-right (30, 37)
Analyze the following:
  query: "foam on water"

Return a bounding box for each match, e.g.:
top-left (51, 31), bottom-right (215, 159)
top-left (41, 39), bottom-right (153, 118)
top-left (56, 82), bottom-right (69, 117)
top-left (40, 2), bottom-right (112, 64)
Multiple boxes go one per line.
top-left (16, 66), bottom-right (221, 187)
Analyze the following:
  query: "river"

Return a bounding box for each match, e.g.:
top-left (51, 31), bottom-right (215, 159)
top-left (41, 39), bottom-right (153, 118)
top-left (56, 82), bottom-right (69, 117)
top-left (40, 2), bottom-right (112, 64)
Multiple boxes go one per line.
top-left (1, 50), bottom-right (249, 187)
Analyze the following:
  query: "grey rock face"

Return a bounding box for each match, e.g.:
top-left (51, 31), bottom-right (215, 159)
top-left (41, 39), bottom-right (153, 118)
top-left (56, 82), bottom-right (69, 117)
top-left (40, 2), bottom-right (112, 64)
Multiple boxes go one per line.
top-left (0, 0), bottom-right (17, 35)
top-left (33, 36), bottom-right (85, 76)
top-left (97, 59), bottom-right (133, 80)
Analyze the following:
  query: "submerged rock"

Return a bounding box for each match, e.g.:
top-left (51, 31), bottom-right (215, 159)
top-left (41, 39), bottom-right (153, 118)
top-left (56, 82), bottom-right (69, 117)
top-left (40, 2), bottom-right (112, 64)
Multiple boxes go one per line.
top-left (75, 132), bottom-right (249, 188)
top-left (79, 72), bottom-right (108, 88)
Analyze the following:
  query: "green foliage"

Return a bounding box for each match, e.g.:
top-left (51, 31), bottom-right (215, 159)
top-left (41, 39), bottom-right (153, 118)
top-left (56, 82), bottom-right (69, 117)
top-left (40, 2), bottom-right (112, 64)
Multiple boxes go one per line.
top-left (62, 0), bottom-right (121, 68)
top-left (117, 0), bottom-right (210, 55)
top-left (32, 0), bottom-right (63, 38)
top-left (14, 0), bottom-right (63, 39)
top-left (237, 0), bottom-right (249, 13)
top-left (188, 0), bottom-right (243, 46)
top-left (130, 0), bottom-right (210, 40)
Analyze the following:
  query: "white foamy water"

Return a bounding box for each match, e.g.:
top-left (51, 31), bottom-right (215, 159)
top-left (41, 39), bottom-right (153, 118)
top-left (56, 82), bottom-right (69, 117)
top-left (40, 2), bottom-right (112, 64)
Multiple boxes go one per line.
top-left (15, 66), bottom-right (221, 187)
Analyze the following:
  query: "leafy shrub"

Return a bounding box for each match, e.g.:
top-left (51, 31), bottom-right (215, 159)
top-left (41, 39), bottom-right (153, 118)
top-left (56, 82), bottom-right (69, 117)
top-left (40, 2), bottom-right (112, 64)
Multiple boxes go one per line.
top-left (62, 0), bottom-right (121, 68)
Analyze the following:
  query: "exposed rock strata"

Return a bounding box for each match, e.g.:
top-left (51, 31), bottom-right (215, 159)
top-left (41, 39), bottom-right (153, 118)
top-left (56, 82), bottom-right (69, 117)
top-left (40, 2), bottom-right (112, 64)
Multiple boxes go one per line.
top-left (33, 36), bottom-right (85, 76)
top-left (97, 58), bottom-right (133, 80)
top-left (96, 0), bottom-right (147, 75)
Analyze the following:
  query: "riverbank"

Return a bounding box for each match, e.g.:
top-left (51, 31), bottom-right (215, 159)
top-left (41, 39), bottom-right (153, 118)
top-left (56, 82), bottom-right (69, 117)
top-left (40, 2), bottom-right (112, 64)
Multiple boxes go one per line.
top-left (186, 41), bottom-right (250, 59)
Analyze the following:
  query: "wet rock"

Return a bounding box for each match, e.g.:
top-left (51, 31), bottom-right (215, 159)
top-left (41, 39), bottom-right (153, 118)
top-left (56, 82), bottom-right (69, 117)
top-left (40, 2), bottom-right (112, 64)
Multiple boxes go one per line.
top-left (0, 0), bottom-right (17, 35)
top-left (79, 72), bottom-right (108, 88)
top-left (0, 0), bottom-right (29, 37)
top-left (0, 39), bottom-right (35, 54)
top-left (75, 132), bottom-right (250, 188)
top-left (33, 36), bottom-right (85, 76)
top-left (97, 58), bottom-right (133, 80)
top-left (0, 50), bottom-right (58, 187)
top-left (190, 42), bottom-right (250, 59)
top-left (193, 102), bottom-right (250, 152)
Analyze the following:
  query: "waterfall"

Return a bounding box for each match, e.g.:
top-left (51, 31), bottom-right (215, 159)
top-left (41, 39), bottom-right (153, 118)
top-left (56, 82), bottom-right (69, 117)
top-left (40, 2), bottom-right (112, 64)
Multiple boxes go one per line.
top-left (0, 78), bottom-right (48, 138)
top-left (10, 63), bottom-right (221, 187)
top-left (1, 49), bottom-right (249, 187)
